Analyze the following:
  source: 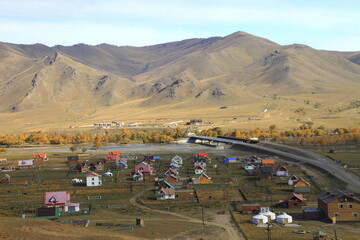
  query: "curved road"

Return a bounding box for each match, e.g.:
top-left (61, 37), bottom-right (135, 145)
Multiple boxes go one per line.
top-left (129, 190), bottom-right (243, 240)
top-left (192, 136), bottom-right (360, 193)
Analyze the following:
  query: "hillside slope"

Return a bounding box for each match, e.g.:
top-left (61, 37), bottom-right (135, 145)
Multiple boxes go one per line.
top-left (0, 31), bottom-right (359, 131)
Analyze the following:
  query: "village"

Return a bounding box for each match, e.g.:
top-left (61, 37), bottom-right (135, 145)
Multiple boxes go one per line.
top-left (0, 144), bottom-right (359, 240)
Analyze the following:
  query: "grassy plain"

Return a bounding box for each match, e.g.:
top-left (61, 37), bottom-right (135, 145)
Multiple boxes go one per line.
top-left (0, 144), bottom-right (359, 239)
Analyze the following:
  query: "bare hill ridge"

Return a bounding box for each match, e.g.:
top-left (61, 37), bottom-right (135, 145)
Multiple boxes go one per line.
top-left (0, 31), bottom-right (360, 131)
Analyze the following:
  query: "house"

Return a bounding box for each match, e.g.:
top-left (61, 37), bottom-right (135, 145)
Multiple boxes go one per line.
top-left (303, 208), bottom-right (323, 220)
top-left (158, 180), bottom-right (174, 189)
top-left (164, 167), bottom-right (179, 177)
top-left (293, 178), bottom-right (311, 193)
top-left (143, 156), bottom-right (160, 165)
top-left (245, 155), bottom-right (261, 164)
top-left (0, 158), bottom-right (7, 163)
top-left (156, 187), bottom-right (175, 200)
top-left (192, 172), bottom-right (212, 184)
top-left (45, 191), bottom-right (70, 207)
top-left (44, 191), bottom-right (79, 213)
top-left (165, 174), bottom-right (182, 185)
top-left (278, 192), bottom-right (304, 208)
top-left (33, 153), bottom-right (49, 162)
top-left (194, 163), bottom-right (206, 174)
top-left (261, 158), bottom-right (275, 166)
top-left (134, 163), bottom-right (154, 175)
top-left (274, 165), bottom-right (288, 176)
top-left (317, 188), bottom-right (360, 222)
top-left (288, 174), bottom-right (299, 185)
top-left (89, 162), bottom-right (104, 171)
top-left (116, 160), bottom-right (128, 169)
top-left (171, 155), bottom-right (183, 166)
top-left (18, 160), bottom-right (33, 169)
top-left (67, 156), bottom-right (79, 163)
top-left (86, 172), bottom-right (102, 186)
top-left (253, 165), bottom-right (273, 179)
top-left (75, 163), bottom-right (89, 173)
top-left (0, 174), bottom-right (10, 183)
top-left (104, 151), bottom-right (121, 163)
top-left (3, 165), bottom-right (15, 171)
top-left (196, 152), bottom-right (210, 163)
top-left (223, 157), bottom-right (240, 163)
top-left (170, 163), bottom-right (179, 169)
top-left (133, 171), bottom-right (143, 181)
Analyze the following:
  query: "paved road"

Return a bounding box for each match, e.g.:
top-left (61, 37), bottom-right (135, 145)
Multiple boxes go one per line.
top-left (130, 190), bottom-right (244, 240)
top-left (235, 140), bottom-right (360, 193)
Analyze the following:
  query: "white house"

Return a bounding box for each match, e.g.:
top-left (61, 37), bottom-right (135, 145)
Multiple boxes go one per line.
top-left (156, 187), bottom-right (175, 200)
top-left (86, 172), bottom-right (102, 187)
top-left (171, 155), bottom-right (183, 166)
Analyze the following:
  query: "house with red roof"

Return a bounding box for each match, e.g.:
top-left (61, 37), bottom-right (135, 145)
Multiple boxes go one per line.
top-left (33, 153), bottom-right (49, 162)
top-left (279, 192), bottom-right (305, 208)
top-left (104, 151), bottom-right (121, 163)
top-left (134, 163), bottom-right (154, 175)
top-left (156, 187), bottom-right (175, 200)
top-left (274, 165), bottom-right (288, 176)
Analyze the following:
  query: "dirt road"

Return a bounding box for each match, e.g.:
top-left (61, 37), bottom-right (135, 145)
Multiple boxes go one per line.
top-left (130, 190), bottom-right (244, 240)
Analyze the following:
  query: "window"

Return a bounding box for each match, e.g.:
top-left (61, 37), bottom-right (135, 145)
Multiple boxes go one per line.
top-left (92, 178), bottom-right (95, 181)
top-left (348, 204), bottom-right (353, 209)
top-left (92, 182), bottom-right (95, 185)
top-left (352, 213), bottom-right (358, 218)
top-left (338, 204), bottom-right (343, 209)
top-left (334, 213), bottom-right (340, 218)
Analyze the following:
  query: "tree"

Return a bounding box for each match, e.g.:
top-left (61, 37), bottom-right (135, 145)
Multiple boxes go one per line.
top-left (93, 135), bottom-right (102, 149)
top-left (269, 125), bottom-right (277, 132)
top-left (69, 145), bottom-right (78, 153)
top-left (81, 147), bottom-right (88, 153)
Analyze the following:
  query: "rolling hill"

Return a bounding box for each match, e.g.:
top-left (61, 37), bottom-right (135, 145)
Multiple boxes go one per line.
top-left (0, 31), bottom-right (359, 132)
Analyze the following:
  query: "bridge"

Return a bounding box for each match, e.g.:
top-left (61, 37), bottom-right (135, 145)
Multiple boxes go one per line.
top-left (188, 135), bottom-right (259, 144)
top-left (188, 135), bottom-right (360, 193)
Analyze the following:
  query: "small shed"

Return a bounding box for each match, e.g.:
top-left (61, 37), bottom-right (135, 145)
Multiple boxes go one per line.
top-left (252, 213), bottom-right (268, 224)
top-left (67, 156), bottom-right (79, 163)
top-left (223, 157), bottom-right (239, 163)
top-left (0, 174), bottom-right (10, 183)
top-left (279, 192), bottom-right (304, 208)
top-left (244, 163), bottom-right (254, 170)
top-left (303, 208), bottom-right (323, 220)
top-left (276, 212), bottom-right (293, 223)
top-left (313, 231), bottom-right (328, 240)
top-left (242, 204), bottom-right (261, 213)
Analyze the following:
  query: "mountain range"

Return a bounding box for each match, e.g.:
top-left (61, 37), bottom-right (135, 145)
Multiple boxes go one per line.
top-left (0, 31), bottom-right (359, 132)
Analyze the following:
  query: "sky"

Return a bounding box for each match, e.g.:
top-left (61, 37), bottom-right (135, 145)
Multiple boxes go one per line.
top-left (0, 0), bottom-right (359, 51)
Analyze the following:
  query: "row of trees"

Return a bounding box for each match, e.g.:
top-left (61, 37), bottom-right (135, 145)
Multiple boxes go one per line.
top-left (1, 125), bottom-right (359, 147)
top-left (0, 128), bottom-right (187, 147)
top-left (200, 124), bottom-right (360, 146)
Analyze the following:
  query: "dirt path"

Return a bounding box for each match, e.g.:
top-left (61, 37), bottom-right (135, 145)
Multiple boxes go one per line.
top-left (130, 190), bottom-right (244, 240)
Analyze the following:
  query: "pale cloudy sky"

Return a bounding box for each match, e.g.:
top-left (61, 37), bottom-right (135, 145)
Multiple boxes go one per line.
top-left (0, 0), bottom-right (359, 51)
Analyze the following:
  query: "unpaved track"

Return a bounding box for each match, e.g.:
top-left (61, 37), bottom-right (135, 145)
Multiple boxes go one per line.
top-left (130, 190), bottom-right (244, 240)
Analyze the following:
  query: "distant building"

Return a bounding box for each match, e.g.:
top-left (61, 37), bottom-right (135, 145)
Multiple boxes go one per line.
top-left (33, 153), bottom-right (49, 162)
top-left (18, 160), bottom-right (33, 169)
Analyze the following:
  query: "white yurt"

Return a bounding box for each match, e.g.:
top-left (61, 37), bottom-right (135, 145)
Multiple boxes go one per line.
top-left (276, 212), bottom-right (293, 224)
top-left (252, 213), bottom-right (268, 224)
top-left (261, 207), bottom-right (276, 221)
top-left (103, 171), bottom-right (113, 177)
